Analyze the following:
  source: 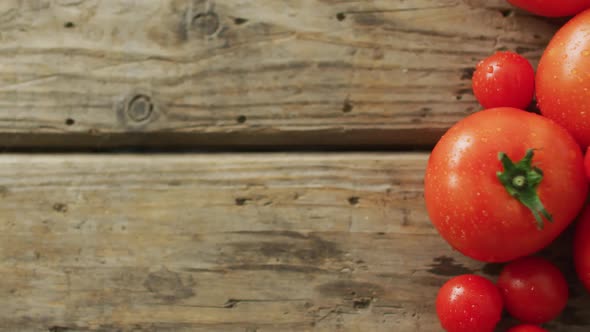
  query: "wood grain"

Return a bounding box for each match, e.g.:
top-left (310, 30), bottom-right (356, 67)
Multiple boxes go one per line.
top-left (0, 0), bottom-right (562, 148)
top-left (0, 153), bottom-right (588, 331)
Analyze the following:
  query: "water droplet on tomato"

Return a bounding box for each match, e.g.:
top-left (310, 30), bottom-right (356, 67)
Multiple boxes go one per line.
top-left (487, 66), bottom-right (494, 73)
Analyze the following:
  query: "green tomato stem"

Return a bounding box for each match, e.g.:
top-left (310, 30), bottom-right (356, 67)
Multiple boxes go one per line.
top-left (496, 149), bottom-right (552, 230)
top-left (512, 175), bottom-right (526, 188)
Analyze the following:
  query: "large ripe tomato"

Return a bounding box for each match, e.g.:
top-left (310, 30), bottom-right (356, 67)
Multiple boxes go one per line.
top-left (507, 0), bottom-right (590, 17)
top-left (436, 275), bottom-right (503, 332)
top-left (497, 256), bottom-right (568, 324)
top-left (507, 325), bottom-right (548, 332)
top-left (472, 51), bottom-right (535, 110)
top-left (574, 204), bottom-right (590, 292)
top-left (425, 108), bottom-right (587, 262)
top-left (537, 9), bottom-right (590, 149)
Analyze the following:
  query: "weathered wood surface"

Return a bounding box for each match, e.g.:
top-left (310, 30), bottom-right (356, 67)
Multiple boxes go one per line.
top-left (0, 0), bottom-right (562, 148)
top-left (1, 1), bottom-right (582, 331)
top-left (0, 153), bottom-right (587, 331)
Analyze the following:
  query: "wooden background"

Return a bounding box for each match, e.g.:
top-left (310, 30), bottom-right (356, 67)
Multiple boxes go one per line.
top-left (0, 1), bottom-right (586, 331)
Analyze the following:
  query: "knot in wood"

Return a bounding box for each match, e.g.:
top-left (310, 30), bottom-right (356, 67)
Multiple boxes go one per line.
top-left (126, 95), bottom-right (154, 122)
top-left (191, 12), bottom-right (220, 36)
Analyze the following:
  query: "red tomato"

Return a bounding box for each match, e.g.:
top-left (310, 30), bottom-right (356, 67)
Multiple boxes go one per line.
top-left (436, 275), bottom-right (503, 332)
top-left (508, 0), bottom-right (590, 17)
top-left (472, 52), bottom-right (535, 110)
top-left (574, 204), bottom-right (590, 292)
top-left (425, 108), bottom-right (587, 262)
top-left (585, 147), bottom-right (590, 180)
top-left (497, 256), bottom-right (568, 324)
top-left (537, 9), bottom-right (590, 149)
top-left (507, 324), bottom-right (549, 332)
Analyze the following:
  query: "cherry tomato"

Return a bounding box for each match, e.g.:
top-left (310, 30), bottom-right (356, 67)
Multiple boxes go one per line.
top-left (507, 324), bottom-right (549, 332)
top-left (436, 274), bottom-right (503, 332)
top-left (537, 9), bottom-right (590, 149)
top-left (574, 204), bottom-right (590, 292)
top-left (425, 108), bottom-right (587, 262)
top-left (472, 52), bottom-right (535, 110)
top-left (497, 256), bottom-right (568, 324)
top-left (508, 0), bottom-right (590, 17)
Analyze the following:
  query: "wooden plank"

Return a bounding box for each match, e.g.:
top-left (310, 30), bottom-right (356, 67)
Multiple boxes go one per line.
top-left (0, 0), bottom-right (562, 148)
top-left (0, 153), bottom-right (587, 331)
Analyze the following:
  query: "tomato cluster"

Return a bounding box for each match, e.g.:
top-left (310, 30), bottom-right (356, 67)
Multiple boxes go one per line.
top-left (425, 3), bottom-right (590, 331)
top-left (437, 258), bottom-right (564, 332)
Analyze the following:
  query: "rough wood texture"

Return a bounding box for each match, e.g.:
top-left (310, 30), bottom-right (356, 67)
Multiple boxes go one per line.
top-left (0, 153), bottom-right (588, 331)
top-left (0, 0), bottom-right (562, 148)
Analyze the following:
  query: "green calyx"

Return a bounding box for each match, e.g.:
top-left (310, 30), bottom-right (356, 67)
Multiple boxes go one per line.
top-left (496, 149), bottom-right (552, 230)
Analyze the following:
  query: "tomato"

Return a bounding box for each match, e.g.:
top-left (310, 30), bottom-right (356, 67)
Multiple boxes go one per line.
top-left (507, 324), bottom-right (549, 332)
top-left (537, 9), bottom-right (590, 149)
top-left (497, 256), bottom-right (568, 323)
top-left (436, 274), bottom-right (503, 332)
top-left (585, 147), bottom-right (590, 180)
top-left (507, 0), bottom-right (590, 17)
top-left (472, 52), bottom-right (535, 110)
top-left (425, 108), bottom-right (587, 262)
top-left (574, 204), bottom-right (590, 292)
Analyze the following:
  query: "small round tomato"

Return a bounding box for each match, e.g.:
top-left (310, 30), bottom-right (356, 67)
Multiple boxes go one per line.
top-left (507, 324), bottom-right (549, 332)
top-left (436, 275), bottom-right (503, 332)
top-left (425, 108), bottom-right (587, 262)
top-left (508, 0), bottom-right (590, 17)
top-left (574, 204), bottom-right (590, 292)
top-left (497, 256), bottom-right (568, 324)
top-left (537, 9), bottom-right (590, 149)
top-left (472, 52), bottom-right (535, 110)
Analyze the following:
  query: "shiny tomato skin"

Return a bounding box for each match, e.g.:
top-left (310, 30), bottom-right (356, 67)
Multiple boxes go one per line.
top-left (507, 325), bottom-right (548, 332)
top-left (537, 9), bottom-right (590, 149)
top-left (497, 257), bottom-right (568, 324)
top-left (508, 0), bottom-right (590, 17)
top-left (436, 275), bottom-right (503, 332)
top-left (574, 204), bottom-right (590, 292)
top-left (425, 108), bottom-right (587, 262)
top-left (472, 52), bottom-right (535, 110)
